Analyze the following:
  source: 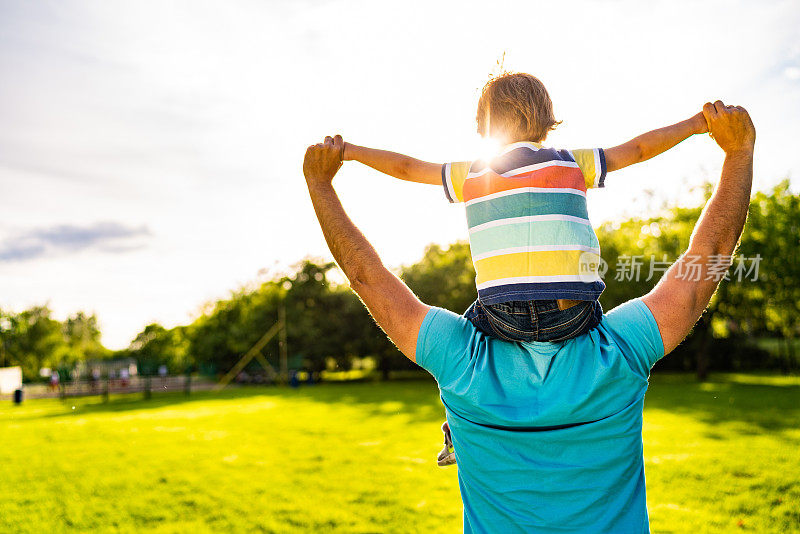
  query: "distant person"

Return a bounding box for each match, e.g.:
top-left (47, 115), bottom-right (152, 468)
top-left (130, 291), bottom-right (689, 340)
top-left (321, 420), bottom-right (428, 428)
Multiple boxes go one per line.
top-left (158, 365), bottom-right (168, 386)
top-left (336, 72), bottom-right (710, 463)
top-left (119, 368), bottom-right (129, 388)
top-left (302, 101), bottom-right (755, 531)
top-left (49, 371), bottom-right (59, 392)
top-left (91, 368), bottom-right (101, 391)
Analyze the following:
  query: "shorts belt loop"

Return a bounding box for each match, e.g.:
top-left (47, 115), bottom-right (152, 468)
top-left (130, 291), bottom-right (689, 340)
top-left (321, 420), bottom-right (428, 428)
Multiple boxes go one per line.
top-left (529, 301), bottom-right (538, 340)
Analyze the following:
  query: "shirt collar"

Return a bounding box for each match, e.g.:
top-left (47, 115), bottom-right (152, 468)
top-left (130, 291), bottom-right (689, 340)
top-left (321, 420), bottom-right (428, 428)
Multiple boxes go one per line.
top-left (499, 141), bottom-right (544, 155)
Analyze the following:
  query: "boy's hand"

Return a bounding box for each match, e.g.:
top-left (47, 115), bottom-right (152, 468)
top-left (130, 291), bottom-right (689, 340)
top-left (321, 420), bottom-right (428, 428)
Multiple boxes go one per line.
top-left (702, 101), bottom-right (756, 154)
top-left (303, 135), bottom-right (345, 186)
top-left (327, 134), bottom-right (345, 163)
top-left (342, 141), bottom-right (354, 161)
top-left (691, 111), bottom-right (709, 134)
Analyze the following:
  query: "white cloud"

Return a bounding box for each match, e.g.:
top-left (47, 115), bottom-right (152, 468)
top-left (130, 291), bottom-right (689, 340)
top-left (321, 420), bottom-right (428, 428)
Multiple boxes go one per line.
top-left (0, 222), bottom-right (150, 262)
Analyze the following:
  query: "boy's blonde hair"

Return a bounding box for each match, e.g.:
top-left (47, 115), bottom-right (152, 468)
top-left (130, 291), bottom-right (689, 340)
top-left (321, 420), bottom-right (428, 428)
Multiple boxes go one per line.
top-left (476, 72), bottom-right (561, 143)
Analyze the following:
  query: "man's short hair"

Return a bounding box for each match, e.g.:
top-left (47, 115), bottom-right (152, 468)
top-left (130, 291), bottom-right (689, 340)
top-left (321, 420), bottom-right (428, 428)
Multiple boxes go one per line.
top-left (476, 72), bottom-right (561, 143)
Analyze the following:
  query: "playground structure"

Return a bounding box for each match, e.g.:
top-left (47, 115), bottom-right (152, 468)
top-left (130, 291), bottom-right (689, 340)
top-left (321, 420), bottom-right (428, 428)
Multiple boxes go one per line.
top-left (214, 310), bottom-right (291, 391)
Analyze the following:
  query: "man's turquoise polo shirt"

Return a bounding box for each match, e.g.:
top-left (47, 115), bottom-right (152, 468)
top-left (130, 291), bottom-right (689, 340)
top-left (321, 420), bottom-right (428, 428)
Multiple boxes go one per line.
top-left (416, 299), bottom-right (664, 533)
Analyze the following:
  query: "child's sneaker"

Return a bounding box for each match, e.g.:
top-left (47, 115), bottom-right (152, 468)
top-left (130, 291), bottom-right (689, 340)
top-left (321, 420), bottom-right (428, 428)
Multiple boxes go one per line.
top-left (437, 421), bottom-right (456, 466)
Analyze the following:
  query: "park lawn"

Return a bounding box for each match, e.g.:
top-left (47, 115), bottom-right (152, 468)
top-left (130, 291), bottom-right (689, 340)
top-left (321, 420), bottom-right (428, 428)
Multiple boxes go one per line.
top-left (0, 374), bottom-right (798, 533)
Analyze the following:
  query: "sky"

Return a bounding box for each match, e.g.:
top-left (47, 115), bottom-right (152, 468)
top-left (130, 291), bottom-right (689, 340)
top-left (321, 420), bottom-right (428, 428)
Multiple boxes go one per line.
top-left (1, 0), bottom-right (799, 349)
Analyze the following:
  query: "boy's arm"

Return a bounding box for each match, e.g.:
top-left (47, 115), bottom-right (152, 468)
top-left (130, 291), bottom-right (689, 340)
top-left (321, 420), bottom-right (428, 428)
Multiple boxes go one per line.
top-left (604, 112), bottom-right (709, 172)
top-left (343, 142), bottom-right (442, 185)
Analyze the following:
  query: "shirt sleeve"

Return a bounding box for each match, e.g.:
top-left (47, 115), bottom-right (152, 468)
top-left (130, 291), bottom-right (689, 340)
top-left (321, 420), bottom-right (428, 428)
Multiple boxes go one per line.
top-left (415, 307), bottom-right (475, 386)
top-left (602, 298), bottom-right (665, 377)
top-left (570, 148), bottom-right (607, 189)
top-left (441, 161), bottom-right (471, 203)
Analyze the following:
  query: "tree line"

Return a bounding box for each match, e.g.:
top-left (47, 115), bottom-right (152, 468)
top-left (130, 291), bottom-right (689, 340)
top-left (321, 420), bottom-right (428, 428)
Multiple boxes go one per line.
top-left (2, 181), bottom-right (798, 382)
top-left (0, 309), bottom-right (109, 381)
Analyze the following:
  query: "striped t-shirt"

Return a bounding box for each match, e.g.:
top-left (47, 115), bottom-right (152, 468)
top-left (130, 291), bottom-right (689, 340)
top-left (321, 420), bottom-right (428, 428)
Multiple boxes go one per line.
top-left (442, 141), bottom-right (607, 305)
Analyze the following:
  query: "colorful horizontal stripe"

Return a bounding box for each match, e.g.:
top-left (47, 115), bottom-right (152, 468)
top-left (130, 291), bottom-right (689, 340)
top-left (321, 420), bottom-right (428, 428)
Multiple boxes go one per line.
top-left (474, 250), bottom-right (602, 285)
top-left (469, 214), bottom-right (592, 233)
top-left (465, 192), bottom-right (589, 228)
top-left (477, 274), bottom-right (603, 287)
top-left (467, 159), bottom-right (579, 180)
top-left (469, 220), bottom-right (600, 258)
top-left (472, 245), bottom-right (601, 262)
top-left (465, 187), bottom-right (585, 209)
top-left (478, 281), bottom-right (606, 305)
top-left (463, 165), bottom-right (586, 202)
top-left (442, 143), bottom-right (608, 303)
top-left (472, 143), bottom-right (577, 176)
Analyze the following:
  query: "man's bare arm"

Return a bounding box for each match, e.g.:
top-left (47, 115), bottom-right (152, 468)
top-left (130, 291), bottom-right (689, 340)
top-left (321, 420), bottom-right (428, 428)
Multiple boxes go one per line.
top-left (604, 112), bottom-right (708, 172)
top-left (343, 143), bottom-right (442, 185)
top-left (642, 101), bottom-right (755, 354)
top-left (304, 135), bottom-right (430, 361)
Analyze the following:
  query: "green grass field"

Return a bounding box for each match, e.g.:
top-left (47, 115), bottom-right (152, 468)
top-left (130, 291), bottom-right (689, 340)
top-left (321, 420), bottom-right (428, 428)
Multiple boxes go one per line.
top-left (1, 374), bottom-right (798, 533)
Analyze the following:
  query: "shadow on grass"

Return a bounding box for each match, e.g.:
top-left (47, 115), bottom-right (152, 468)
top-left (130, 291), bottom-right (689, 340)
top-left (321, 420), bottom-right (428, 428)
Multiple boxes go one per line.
top-left (7, 377), bottom-right (444, 423)
top-left (645, 375), bottom-right (800, 435)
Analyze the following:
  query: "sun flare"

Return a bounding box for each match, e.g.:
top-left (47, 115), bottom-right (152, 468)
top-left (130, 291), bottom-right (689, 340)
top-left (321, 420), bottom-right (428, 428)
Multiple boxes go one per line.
top-left (476, 136), bottom-right (503, 162)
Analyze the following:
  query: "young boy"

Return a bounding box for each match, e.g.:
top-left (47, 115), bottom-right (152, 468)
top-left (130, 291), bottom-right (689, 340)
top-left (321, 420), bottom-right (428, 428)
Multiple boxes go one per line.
top-left (334, 72), bottom-right (709, 464)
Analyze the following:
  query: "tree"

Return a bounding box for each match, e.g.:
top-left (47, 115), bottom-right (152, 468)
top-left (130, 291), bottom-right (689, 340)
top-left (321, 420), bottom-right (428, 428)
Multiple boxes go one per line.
top-left (128, 323), bottom-right (190, 374)
top-left (64, 312), bottom-right (110, 364)
top-left (724, 180), bottom-right (800, 371)
top-left (0, 306), bottom-right (69, 381)
top-left (401, 242), bottom-right (477, 314)
top-left (597, 180), bottom-right (800, 377)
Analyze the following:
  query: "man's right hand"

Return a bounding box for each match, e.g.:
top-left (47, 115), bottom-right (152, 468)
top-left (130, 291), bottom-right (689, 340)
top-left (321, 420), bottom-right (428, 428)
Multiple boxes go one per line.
top-left (703, 101), bottom-right (756, 154)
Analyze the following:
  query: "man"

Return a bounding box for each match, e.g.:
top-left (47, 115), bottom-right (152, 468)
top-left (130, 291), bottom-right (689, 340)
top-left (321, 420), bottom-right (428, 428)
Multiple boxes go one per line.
top-left (303, 101), bottom-right (755, 532)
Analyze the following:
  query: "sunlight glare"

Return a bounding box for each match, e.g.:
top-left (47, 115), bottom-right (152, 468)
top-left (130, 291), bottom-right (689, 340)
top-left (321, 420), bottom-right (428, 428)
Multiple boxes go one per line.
top-left (477, 136), bottom-right (503, 162)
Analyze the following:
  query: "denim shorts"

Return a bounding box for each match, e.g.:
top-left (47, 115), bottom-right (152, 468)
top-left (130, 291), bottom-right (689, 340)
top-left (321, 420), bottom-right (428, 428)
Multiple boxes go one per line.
top-left (464, 299), bottom-right (603, 343)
